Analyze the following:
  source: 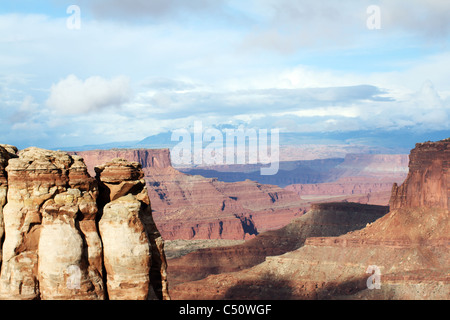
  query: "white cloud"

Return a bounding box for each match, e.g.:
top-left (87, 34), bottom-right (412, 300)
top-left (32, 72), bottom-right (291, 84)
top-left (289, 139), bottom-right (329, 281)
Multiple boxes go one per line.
top-left (1, 2), bottom-right (450, 149)
top-left (380, 0), bottom-right (450, 39)
top-left (46, 75), bottom-right (131, 115)
top-left (81, 0), bottom-right (229, 21)
top-left (8, 95), bottom-right (37, 123)
top-left (239, 0), bottom-right (450, 54)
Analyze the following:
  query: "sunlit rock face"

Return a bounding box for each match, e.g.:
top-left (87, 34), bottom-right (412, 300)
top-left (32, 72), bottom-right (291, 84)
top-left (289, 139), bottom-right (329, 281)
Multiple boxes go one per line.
top-left (390, 139), bottom-right (450, 210)
top-left (0, 146), bottom-right (169, 300)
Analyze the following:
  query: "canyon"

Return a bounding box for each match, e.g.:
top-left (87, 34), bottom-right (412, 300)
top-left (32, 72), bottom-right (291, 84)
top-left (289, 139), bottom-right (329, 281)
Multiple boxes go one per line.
top-left (0, 138), bottom-right (446, 300)
top-left (285, 153), bottom-right (409, 206)
top-left (179, 153), bottom-right (409, 188)
top-left (72, 149), bottom-right (308, 241)
top-left (167, 202), bottom-right (390, 288)
top-left (0, 145), bottom-right (169, 300)
top-left (71, 149), bottom-right (408, 241)
top-left (168, 139), bottom-right (449, 300)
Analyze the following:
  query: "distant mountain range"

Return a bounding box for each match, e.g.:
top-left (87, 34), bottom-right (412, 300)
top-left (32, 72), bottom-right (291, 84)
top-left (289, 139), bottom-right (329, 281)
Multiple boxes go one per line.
top-left (59, 128), bottom-right (449, 154)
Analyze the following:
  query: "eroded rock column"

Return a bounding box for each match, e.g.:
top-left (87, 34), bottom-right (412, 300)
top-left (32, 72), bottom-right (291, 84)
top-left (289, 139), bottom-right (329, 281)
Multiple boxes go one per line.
top-left (99, 194), bottom-right (151, 299)
top-left (0, 148), bottom-right (169, 300)
top-left (96, 159), bottom-right (170, 300)
top-left (0, 145), bottom-right (17, 269)
top-left (38, 189), bottom-right (104, 300)
top-left (0, 147), bottom-right (104, 300)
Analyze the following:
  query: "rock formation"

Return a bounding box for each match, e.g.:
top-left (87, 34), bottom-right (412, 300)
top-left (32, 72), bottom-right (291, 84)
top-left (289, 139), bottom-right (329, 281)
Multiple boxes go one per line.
top-left (70, 149), bottom-right (410, 241)
top-left (0, 146), bottom-right (169, 300)
top-left (390, 140), bottom-right (449, 210)
top-left (70, 148), bottom-right (308, 241)
top-left (70, 149), bottom-right (172, 177)
top-left (170, 139), bottom-right (449, 300)
top-left (180, 154), bottom-right (408, 188)
top-left (96, 159), bottom-right (169, 300)
top-left (147, 172), bottom-right (307, 240)
top-left (0, 145), bottom-right (17, 272)
top-left (285, 154), bottom-right (409, 206)
top-left (99, 194), bottom-right (151, 300)
top-left (168, 202), bottom-right (389, 289)
top-left (285, 179), bottom-right (396, 206)
top-left (180, 158), bottom-right (344, 187)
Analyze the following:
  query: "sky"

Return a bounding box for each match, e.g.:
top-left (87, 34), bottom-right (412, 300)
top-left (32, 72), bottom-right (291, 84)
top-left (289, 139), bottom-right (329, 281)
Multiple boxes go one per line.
top-left (0, 0), bottom-right (449, 150)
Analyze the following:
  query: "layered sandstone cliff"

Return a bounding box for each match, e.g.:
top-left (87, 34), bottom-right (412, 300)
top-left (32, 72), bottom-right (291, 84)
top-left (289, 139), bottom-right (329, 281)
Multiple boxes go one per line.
top-left (147, 173), bottom-right (307, 240)
top-left (96, 159), bottom-right (169, 300)
top-left (70, 148), bottom-right (307, 240)
top-left (0, 146), bottom-right (169, 300)
top-left (171, 139), bottom-right (449, 300)
top-left (70, 149), bottom-right (171, 177)
top-left (285, 154), bottom-right (409, 206)
top-left (390, 140), bottom-right (449, 210)
top-left (168, 202), bottom-right (389, 289)
top-left (180, 154), bottom-right (409, 189)
top-left (70, 149), bottom-right (410, 241)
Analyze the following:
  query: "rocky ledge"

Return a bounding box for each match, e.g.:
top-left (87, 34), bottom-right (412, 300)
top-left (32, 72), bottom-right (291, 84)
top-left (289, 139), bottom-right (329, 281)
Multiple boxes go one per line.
top-left (0, 145), bottom-right (169, 300)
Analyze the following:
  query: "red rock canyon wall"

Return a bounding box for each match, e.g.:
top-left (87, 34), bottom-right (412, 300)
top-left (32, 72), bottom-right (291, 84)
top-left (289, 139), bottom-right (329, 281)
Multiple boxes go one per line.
top-left (390, 140), bottom-right (449, 210)
top-left (170, 139), bottom-right (449, 300)
top-left (71, 149), bottom-right (307, 240)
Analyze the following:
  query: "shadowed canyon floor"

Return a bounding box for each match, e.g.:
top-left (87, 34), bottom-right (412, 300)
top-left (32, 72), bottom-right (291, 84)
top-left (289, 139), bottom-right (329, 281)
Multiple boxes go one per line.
top-left (167, 202), bottom-right (390, 288)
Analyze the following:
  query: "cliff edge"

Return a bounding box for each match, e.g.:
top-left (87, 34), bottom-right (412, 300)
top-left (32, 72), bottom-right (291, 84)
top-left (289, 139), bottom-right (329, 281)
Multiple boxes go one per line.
top-left (390, 139), bottom-right (449, 210)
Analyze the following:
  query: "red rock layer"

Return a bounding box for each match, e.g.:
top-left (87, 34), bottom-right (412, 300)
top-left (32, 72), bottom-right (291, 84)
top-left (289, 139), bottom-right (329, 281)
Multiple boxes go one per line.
top-left (168, 202), bottom-right (388, 289)
top-left (390, 139), bottom-right (449, 210)
top-left (70, 149), bottom-right (172, 176)
top-left (70, 149), bottom-right (307, 240)
top-left (172, 206), bottom-right (449, 300)
top-left (285, 154), bottom-right (409, 206)
top-left (169, 139), bottom-right (449, 300)
top-left (146, 169), bottom-right (306, 240)
top-left (286, 179), bottom-right (398, 197)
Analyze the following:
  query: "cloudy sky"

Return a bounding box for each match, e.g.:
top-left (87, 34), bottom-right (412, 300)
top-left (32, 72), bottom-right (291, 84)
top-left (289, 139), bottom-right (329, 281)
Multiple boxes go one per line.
top-left (0, 0), bottom-right (449, 149)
